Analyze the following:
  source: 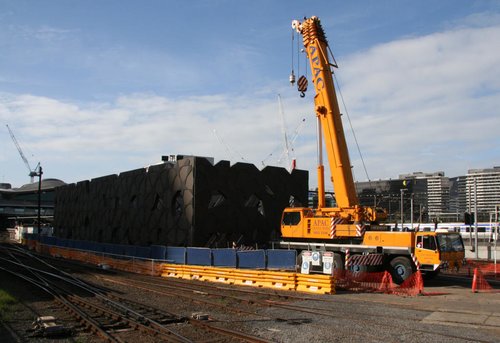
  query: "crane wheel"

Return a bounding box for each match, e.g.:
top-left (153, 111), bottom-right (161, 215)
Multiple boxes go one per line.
top-left (332, 253), bottom-right (344, 271)
top-left (389, 256), bottom-right (414, 284)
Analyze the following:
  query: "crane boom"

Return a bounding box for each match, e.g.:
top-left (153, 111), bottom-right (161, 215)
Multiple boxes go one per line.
top-left (6, 124), bottom-right (37, 182)
top-left (280, 17), bottom-right (465, 284)
top-left (293, 17), bottom-right (357, 209)
top-left (281, 16), bottom-right (386, 242)
top-left (6, 124), bottom-right (32, 171)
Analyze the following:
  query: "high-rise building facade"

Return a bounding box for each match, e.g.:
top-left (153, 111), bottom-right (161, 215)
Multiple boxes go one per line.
top-left (449, 176), bottom-right (467, 217)
top-left (354, 167), bottom-right (500, 222)
top-left (466, 167), bottom-right (500, 220)
top-left (355, 177), bottom-right (428, 223)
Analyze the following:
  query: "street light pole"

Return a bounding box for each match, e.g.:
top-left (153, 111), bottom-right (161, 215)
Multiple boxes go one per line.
top-left (474, 178), bottom-right (478, 259)
top-left (410, 193), bottom-right (414, 230)
top-left (37, 164), bottom-right (43, 235)
top-left (495, 205), bottom-right (498, 276)
top-left (400, 189), bottom-right (405, 229)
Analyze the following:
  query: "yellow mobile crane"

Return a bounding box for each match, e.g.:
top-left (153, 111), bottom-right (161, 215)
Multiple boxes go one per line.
top-left (280, 17), bottom-right (465, 283)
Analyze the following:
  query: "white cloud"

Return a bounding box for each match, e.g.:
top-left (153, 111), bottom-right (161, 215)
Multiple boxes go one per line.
top-left (0, 91), bottom-right (311, 187)
top-left (338, 21), bottom-right (500, 183)
top-left (1, 17), bottom-right (499, 193)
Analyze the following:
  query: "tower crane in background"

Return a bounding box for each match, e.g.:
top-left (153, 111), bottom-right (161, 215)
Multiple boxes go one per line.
top-left (6, 124), bottom-right (40, 183)
top-left (261, 95), bottom-right (306, 171)
top-left (277, 94), bottom-right (292, 171)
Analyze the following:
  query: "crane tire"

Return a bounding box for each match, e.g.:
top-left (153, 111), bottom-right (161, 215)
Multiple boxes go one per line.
top-left (333, 253), bottom-right (344, 271)
top-left (389, 256), bottom-right (414, 284)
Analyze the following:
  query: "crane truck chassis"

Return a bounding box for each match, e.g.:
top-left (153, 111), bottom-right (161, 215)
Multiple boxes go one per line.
top-left (280, 17), bottom-right (465, 284)
top-left (280, 210), bottom-right (465, 284)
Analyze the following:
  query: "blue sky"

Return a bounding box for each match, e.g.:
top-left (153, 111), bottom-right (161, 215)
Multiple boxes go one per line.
top-left (1, 0), bottom-right (500, 189)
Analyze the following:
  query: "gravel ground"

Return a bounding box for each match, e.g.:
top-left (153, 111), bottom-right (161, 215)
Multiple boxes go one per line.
top-left (0, 269), bottom-right (100, 343)
top-left (1, 247), bottom-right (499, 343)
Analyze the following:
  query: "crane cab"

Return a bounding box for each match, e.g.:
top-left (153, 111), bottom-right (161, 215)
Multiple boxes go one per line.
top-left (281, 207), bottom-right (363, 240)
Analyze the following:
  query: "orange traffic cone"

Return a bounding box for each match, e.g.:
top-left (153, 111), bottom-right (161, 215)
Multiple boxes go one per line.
top-left (415, 270), bottom-right (424, 295)
top-left (378, 271), bottom-right (392, 293)
top-left (472, 267), bottom-right (478, 293)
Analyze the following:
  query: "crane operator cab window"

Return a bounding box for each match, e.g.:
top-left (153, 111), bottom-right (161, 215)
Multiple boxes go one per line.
top-left (436, 234), bottom-right (465, 252)
top-left (416, 235), bottom-right (437, 250)
top-left (282, 211), bottom-right (302, 226)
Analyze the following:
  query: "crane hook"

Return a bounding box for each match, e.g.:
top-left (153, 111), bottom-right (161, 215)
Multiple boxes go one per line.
top-left (297, 75), bottom-right (308, 97)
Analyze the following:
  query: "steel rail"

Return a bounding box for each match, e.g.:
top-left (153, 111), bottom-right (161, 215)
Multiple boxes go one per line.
top-left (106, 275), bottom-right (495, 343)
top-left (2, 246), bottom-right (274, 343)
top-left (0, 249), bottom-right (193, 343)
top-left (0, 264), bottom-right (120, 342)
top-left (65, 294), bottom-right (191, 343)
top-left (187, 318), bottom-right (273, 343)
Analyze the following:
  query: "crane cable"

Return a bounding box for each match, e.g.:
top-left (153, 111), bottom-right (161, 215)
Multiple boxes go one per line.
top-left (289, 30), bottom-right (295, 86)
top-left (212, 129), bottom-right (248, 163)
top-left (332, 71), bottom-right (371, 183)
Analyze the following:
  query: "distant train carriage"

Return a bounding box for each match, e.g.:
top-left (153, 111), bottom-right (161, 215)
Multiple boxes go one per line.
top-left (385, 222), bottom-right (499, 241)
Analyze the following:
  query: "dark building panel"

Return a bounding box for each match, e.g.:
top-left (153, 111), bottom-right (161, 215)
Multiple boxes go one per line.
top-left (53, 156), bottom-right (308, 247)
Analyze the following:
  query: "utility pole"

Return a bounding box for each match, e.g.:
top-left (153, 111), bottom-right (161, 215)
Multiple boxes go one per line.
top-left (400, 189), bottom-right (406, 229)
top-left (468, 183), bottom-right (473, 248)
top-left (419, 204), bottom-right (423, 224)
top-left (474, 178), bottom-right (478, 259)
top-left (410, 193), bottom-right (414, 230)
top-left (37, 164), bottom-right (43, 234)
top-left (495, 205), bottom-right (498, 276)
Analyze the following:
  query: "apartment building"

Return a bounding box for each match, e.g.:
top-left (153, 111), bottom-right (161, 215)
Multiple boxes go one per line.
top-left (466, 167), bottom-right (500, 218)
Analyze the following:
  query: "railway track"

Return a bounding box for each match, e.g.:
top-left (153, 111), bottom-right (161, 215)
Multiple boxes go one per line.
top-left (2, 243), bottom-right (499, 343)
top-left (100, 273), bottom-right (498, 343)
top-left (0, 244), bottom-right (272, 342)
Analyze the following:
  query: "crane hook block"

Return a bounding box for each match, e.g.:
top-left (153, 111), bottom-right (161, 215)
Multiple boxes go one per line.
top-left (297, 75), bottom-right (308, 97)
top-left (289, 71), bottom-right (296, 85)
top-left (291, 20), bottom-right (302, 33)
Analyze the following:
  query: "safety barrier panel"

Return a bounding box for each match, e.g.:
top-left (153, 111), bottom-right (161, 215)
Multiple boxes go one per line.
top-left (257, 270), bottom-right (297, 290)
top-left (135, 246), bottom-right (152, 259)
top-left (186, 247), bottom-right (212, 266)
top-left (471, 268), bottom-right (500, 293)
top-left (162, 264), bottom-right (186, 278)
top-left (231, 269), bottom-right (268, 287)
top-left (212, 249), bottom-right (237, 267)
top-left (21, 234), bottom-right (299, 270)
top-left (166, 247), bottom-right (186, 264)
top-left (266, 249), bottom-right (296, 270)
top-left (333, 270), bottom-right (426, 296)
top-left (24, 239), bottom-right (438, 296)
top-left (237, 250), bottom-right (266, 269)
top-left (441, 259), bottom-right (500, 279)
top-left (161, 264), bottom-right (328, 293)
top-left (296, 274), bottom-right (336, 294)
top-left (469, 261), bottom-right (500, 278)
top-left (392, 271), bottom-right (424, 296)
top-left (335, 270), bottom-right (396, 293)
top-left (151, 245), bottom-right (167, 260)
top-left (44, 244), bottom-right (164, 276)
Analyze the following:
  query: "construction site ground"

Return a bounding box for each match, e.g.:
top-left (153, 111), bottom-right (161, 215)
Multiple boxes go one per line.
top-left (0, 245), bottom-right (499, 343)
